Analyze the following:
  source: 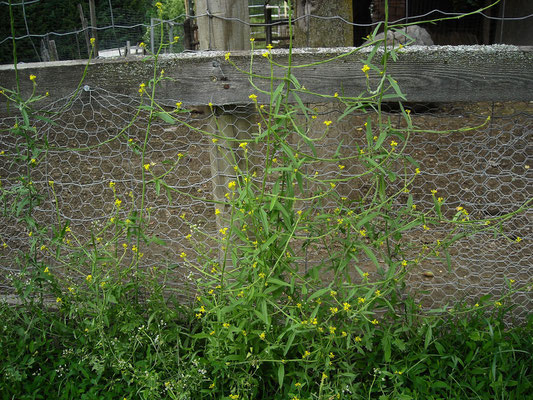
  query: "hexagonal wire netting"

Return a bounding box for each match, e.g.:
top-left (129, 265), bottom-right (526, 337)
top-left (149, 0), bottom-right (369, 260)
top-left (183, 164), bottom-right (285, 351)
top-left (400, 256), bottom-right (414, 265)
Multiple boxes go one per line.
top-left (0, 85), bottom-right (531, 316)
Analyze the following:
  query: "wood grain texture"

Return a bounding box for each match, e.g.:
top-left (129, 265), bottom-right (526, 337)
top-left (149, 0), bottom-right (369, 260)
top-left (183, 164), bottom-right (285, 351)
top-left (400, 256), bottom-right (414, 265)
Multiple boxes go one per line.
top-left (1, 46), bottom-right (532, 109)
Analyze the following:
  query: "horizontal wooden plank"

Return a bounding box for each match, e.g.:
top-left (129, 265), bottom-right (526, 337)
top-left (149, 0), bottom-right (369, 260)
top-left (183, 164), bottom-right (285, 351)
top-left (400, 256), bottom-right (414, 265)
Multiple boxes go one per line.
top-left (0, 45), bottom-right (532, 110)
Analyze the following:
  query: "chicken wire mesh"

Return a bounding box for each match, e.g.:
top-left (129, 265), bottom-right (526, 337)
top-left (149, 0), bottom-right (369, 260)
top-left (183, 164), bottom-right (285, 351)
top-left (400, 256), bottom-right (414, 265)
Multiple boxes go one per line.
top-left (0, 86), bottom-right (531, 315)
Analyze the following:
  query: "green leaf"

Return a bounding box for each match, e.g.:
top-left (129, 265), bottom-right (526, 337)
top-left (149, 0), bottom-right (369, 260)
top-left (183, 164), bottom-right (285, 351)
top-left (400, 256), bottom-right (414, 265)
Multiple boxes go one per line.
top-left (434, 341), bottom-right (445, 356)
top-left (382, 333), bottom-right (391, 362)
top-left (155, 112), bottom-right (175, 124)
top-left (268, 278), bottom-right (290, 288)
top-left (277, 364), bottom-right (285, 388)
top-left (361, 245), bottom-right (380, 272)
top-left (283, 331), bottom-right (296, 356)
top-left (307, 287), bottom-right (331, 302)
top-left (387, 76), bottom-right (406, 100)
top-left (424, 324), bottom-right (432, 349)
top-left (261, 299), bottom-right (270, 327)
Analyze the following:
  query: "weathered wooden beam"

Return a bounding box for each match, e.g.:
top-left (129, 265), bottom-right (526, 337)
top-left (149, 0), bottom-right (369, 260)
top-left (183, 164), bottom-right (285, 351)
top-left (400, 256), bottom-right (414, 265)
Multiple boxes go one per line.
top-left (0, 46), bottom-right (532, 108)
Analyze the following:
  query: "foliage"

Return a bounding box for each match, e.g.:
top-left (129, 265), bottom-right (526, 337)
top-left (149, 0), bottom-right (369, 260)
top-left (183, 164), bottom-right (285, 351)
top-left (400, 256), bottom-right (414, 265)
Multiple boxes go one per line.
top-left (1, 1), bottom-right (532, 399)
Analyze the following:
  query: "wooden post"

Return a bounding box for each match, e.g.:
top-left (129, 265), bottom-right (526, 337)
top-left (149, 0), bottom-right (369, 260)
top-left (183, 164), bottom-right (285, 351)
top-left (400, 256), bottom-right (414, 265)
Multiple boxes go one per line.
top-left (78, 4), bottom-right (91, 57)
top-left (294, 0), bottom-right (353, 47)
top-left (48, 40), bottom-right (59, 61)
top-left (88, 0), bottom-right (99, 57)
top-left (40, 38), bottom-right (50, 62)
top-left (195, 0), bottom-right (252, 261)
top-left (265, 6), bottom-right (272, 46)
top-left (150, 18), bottom-right (156, 54)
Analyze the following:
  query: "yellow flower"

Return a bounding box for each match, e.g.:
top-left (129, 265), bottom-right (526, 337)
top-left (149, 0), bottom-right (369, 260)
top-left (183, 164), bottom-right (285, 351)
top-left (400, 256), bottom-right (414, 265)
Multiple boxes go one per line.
top-left (362, 272), bottom-right (369, 278)
top-left (371, 319), bottom-right (379, 325)
top-left (402, 260), bottom-right (408, 267)
top-left (229, 394), bottom-right (239, 400)
top-left (29, 74), bottom-right (37, 82)
top-left (215, 208), bottom-right (221, 215)
top-left (225, 52), bottom-right (231, 61)
top-left (322, 372), bottom-right (328, 380)
top-left (266, 44), bottom-right (273, 51)
top-left (361, 64), bottom-right (370, 74)
top-left (259, 331), bottom-right (266, 340)
top-left (437, 197), bottom-right (444, 203)
top-left (329, 326), bottom-right (336, 334)
top-left (495, 301), bottom-right (502, 307)
top-left (329, 352), bottom-right (335, 359)
top-left (86, 274), bottom-right (93, 282)
top-left (175, 101), bottom-right (182, 109)
top-left (228, 181), bottom-right (236, 190)
top-left (155, 2), bottom-right (163, 10)
top-left (90, 37), bottom-right (96, 46)
top-left (338, 165), bottom-right (345, 170)
top-left (173, 36), bottom-right (180, 42)
top-left (44, 267), bottom-right (50, 274)
top-left (357, 297), bottom-right (365, 304)
top-left (249, 93), bottom-right (257, 102)
top-left (139, 42), bottom-right (146, 48)
top-left (30, 158), bottom-right (36, 164)
top-left (431, 189), bottom-right (438, 195)
top-left (239, 142), bottom-right (248, 149)
top-left (223, 322), bottom-right (230, 328)
top-left (144, 163), bottom-right (150, 171)
top-left (415, 167), bottom-right (421, 174)
top-left (262, 51), bottom-right (269, 58)
top-left (354, 336), bottom-right (362, 342)
top-left (324, 120), bottom-right (332, 127)
top-left (302, 350), bottom-right (311, 359)
top-left (180, 252), bottom-right (187, 258)
top-left (423, 224), bottom-right (430, 231)
top-left (343, 302), bottom-right (351, 311)
top-left (390, 140), bottom-right (398, 148)
top-left (330, 307), bottom-right (338, 315)
top-left (359, 229), bottom-right (367, 237)
top-left (56, 297), bottom-right (62, 303)
top-left (212, 138), bottom-right (218, 144)
top-left (515, 237), bottom-right (522, 243)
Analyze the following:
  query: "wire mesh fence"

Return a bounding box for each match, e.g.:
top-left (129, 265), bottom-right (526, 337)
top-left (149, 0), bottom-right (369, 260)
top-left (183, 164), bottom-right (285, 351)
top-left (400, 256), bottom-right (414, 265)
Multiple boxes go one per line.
top-left (0, 83), bottom-right (531, 314)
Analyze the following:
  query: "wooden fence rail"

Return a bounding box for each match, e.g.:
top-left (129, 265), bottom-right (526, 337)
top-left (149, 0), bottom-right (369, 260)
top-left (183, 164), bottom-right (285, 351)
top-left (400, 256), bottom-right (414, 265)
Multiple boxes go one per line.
top-left (1, 45), bottom-right (532, 110)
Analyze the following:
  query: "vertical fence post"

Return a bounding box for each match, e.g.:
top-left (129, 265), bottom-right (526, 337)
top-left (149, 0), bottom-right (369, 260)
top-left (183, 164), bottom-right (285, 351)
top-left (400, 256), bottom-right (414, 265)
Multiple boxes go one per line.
top-left (78, 4), bottom-right (91, 57)
top-left (195, 0), bottom-right (252, 262)
top-left (88, 0), bottom-right (99, 57)
top-left (151, 18), bottom-right (156, 54)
